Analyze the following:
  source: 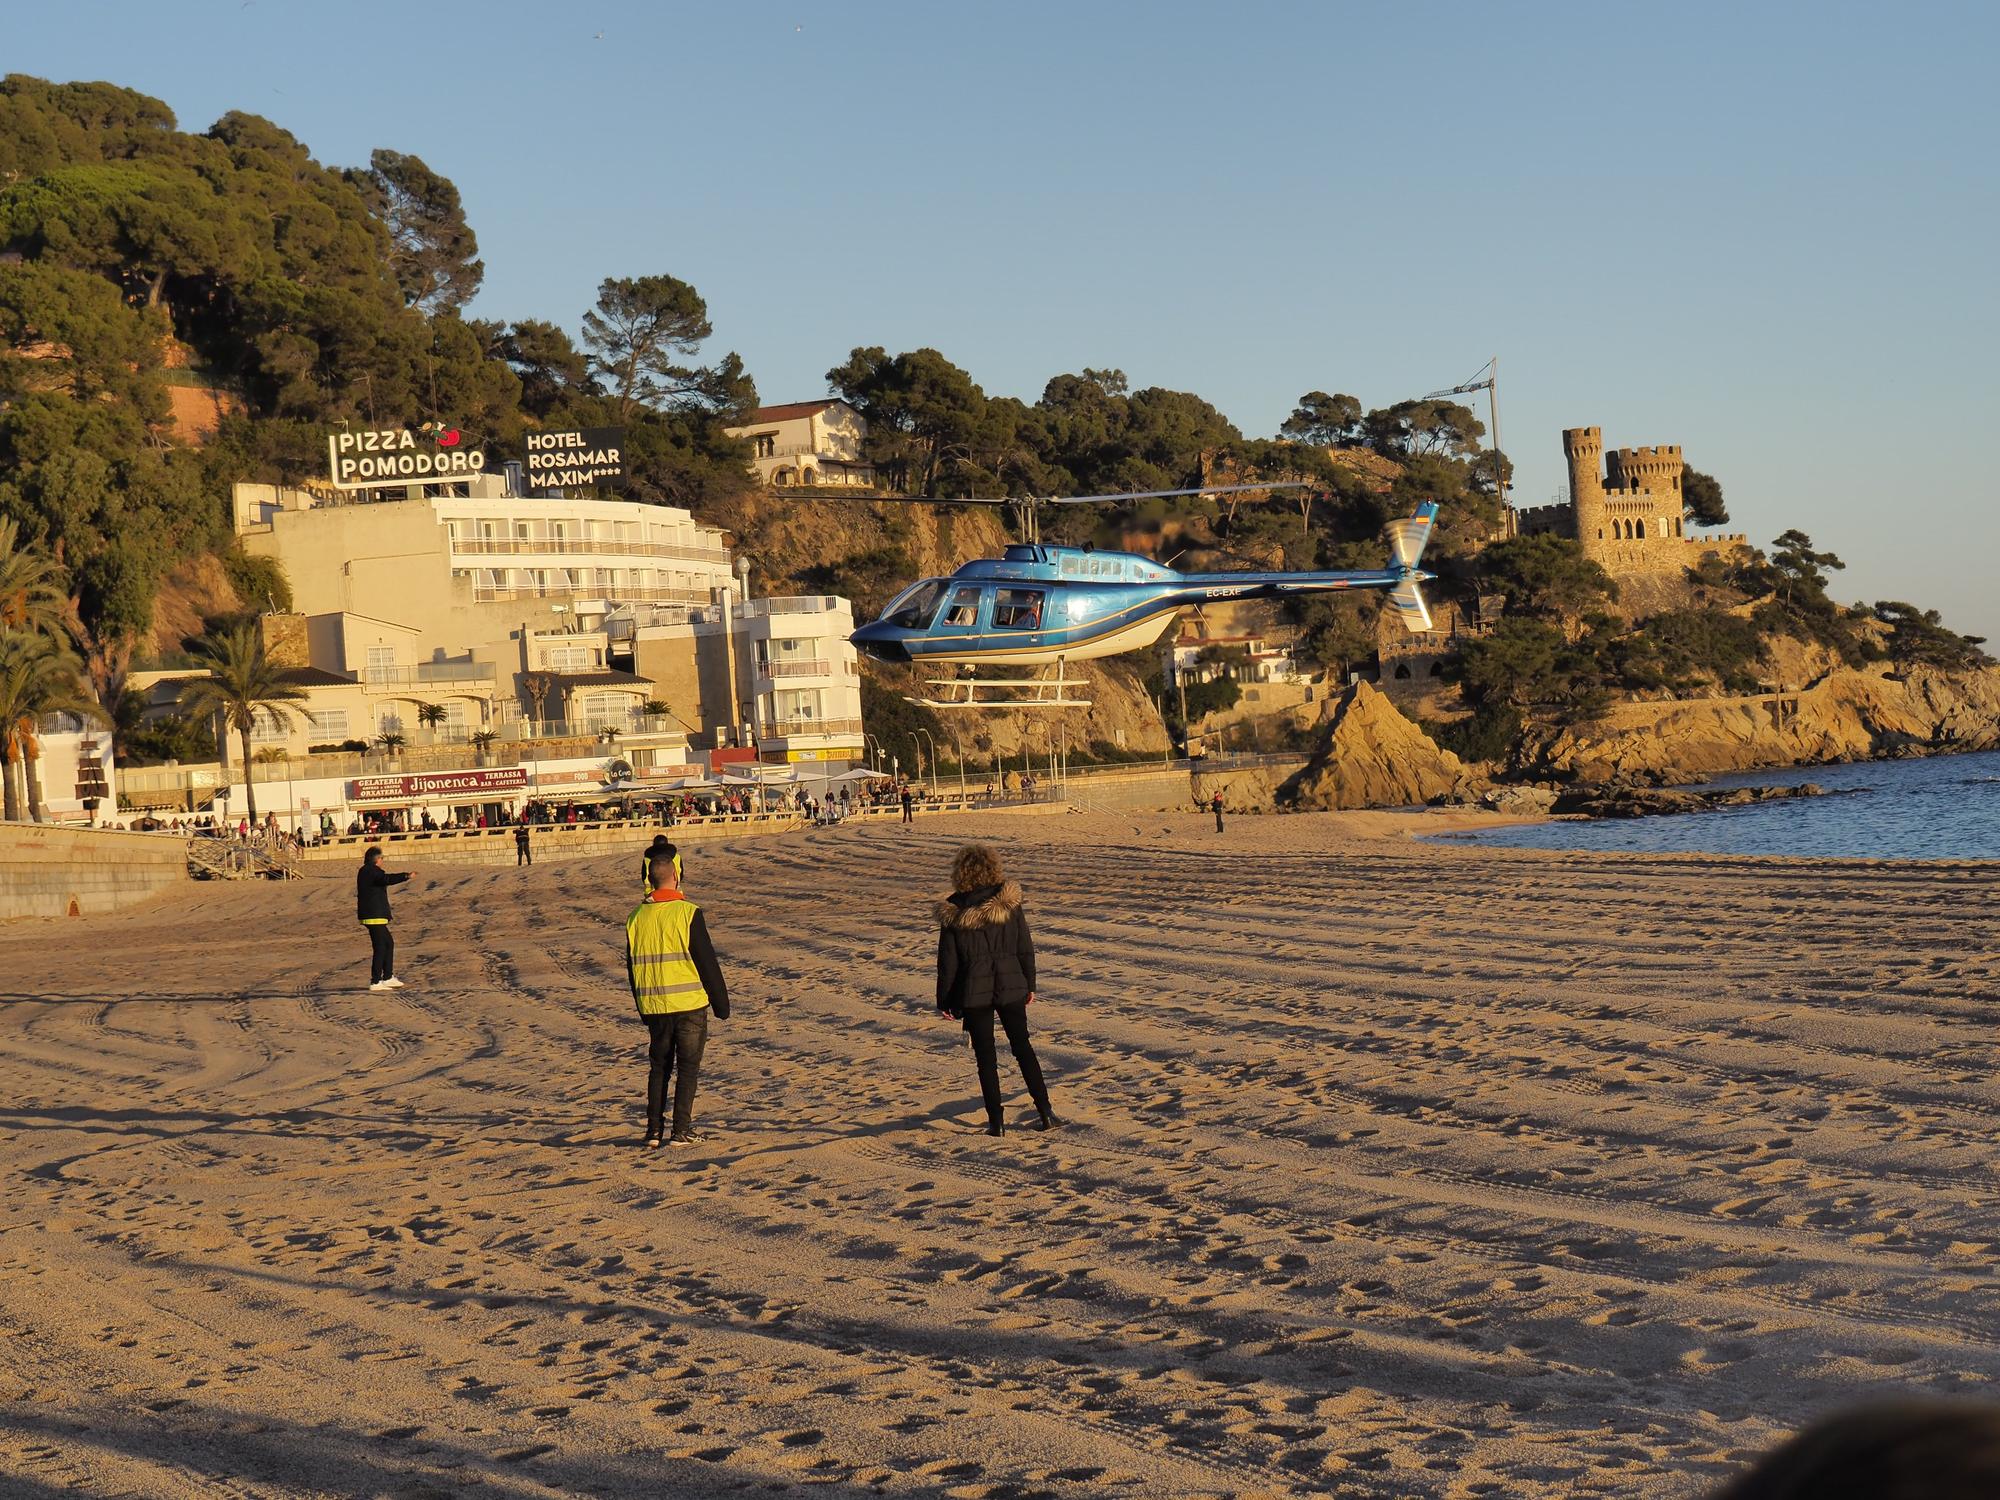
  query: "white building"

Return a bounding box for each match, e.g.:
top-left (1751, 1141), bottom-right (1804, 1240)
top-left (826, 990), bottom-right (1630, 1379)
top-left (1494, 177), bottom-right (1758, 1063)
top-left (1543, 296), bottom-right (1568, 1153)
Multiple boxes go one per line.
top-left (723, 400), bottom-right (876, 489)
top-left (620, 595), bottom-right (864, 765)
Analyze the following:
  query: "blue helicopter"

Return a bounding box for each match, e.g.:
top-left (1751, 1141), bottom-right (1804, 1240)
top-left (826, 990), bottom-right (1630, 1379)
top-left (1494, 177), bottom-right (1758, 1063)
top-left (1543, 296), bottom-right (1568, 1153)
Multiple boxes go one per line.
top-left (849, 485), bottom-right (1440, 708)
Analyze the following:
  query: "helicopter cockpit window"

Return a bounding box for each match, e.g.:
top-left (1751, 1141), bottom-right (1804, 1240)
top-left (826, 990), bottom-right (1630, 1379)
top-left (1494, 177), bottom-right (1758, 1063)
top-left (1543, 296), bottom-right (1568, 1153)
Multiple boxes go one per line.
top-left (881, 580), bottom-right (948, 629)
top-left (994, 588), bottom-right (1045, 630)
top-left (942, 587), bottom-right (982, 627)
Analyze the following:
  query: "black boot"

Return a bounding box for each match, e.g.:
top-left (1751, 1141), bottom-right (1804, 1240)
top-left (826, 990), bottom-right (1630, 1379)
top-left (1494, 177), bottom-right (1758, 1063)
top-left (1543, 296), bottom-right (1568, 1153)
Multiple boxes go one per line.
top-left (985, 1118), bottom-right (1005, 1138)
top-left (1035, 1097), bottom-right (1059, 1131)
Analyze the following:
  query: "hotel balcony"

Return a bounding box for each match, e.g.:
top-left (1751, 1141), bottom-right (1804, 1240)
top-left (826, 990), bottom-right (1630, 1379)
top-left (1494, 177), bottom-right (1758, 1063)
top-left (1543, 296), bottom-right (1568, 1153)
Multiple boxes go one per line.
top-left (756, 658), bottom-right (833, 683)
top-left (360, 662), bottom-right (496, 692)
top-left (474, 584), bottom-right (715, 606)
top-left (762, 717), bottom-right (864, 740)
top-left (450, 536), bottom-right (730, 565)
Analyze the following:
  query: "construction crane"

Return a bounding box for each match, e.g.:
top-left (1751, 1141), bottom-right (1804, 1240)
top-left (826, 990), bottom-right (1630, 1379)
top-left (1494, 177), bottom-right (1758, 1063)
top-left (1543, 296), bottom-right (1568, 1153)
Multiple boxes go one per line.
top-left (1424, 356), bottom-right (1506, 507)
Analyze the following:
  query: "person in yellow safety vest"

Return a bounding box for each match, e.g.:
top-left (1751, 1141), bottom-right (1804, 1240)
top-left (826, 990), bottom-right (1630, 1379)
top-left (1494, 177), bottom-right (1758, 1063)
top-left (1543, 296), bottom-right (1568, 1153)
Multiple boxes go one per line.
top-left (626, 852), bottom-right (729, 1147)
top-left (640, 833), bottom-right (684, 891)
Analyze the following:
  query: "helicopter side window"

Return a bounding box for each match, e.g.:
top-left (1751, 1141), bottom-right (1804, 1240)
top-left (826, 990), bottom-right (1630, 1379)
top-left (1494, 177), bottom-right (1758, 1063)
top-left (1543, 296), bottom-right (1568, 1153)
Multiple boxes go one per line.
top-left (942, 587), bottom-right (982, 628)
top-left (881, 580), bottom-right (948, 629)
top-left (994, 588), bottom-right (1044, 630)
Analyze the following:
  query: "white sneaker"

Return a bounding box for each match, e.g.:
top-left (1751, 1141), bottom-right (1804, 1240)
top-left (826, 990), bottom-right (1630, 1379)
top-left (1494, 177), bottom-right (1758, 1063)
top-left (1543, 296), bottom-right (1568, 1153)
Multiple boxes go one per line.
top-left (368, 980), bottom-right (391, 992)
top-left (383, 977), bottom-right (405, 989)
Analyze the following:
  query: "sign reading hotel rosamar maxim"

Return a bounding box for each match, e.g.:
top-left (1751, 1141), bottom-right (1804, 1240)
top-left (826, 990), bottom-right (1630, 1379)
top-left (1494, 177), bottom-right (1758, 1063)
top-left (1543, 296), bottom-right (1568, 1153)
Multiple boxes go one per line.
top-left (524, 427), bottom-right (624, 494)
top-left (350, 767), bottom-right (528, 802)
top-left (328, 424), bottom-right (487, 490)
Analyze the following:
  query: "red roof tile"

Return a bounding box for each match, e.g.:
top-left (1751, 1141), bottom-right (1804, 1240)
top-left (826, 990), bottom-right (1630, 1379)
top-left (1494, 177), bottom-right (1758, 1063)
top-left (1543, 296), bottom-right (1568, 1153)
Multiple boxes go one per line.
top-left (736, 399), bottom-right (842, 426)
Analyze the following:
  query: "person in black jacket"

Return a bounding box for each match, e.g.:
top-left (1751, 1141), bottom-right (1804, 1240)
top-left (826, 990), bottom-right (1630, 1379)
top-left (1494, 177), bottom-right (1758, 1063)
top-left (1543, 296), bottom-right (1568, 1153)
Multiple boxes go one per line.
top-left (934, 844), bottom-right (1056, 1136)
top-left (356, 846), bottom-right (412, 992)
top-left (514, 822), bottom-right (532, 866)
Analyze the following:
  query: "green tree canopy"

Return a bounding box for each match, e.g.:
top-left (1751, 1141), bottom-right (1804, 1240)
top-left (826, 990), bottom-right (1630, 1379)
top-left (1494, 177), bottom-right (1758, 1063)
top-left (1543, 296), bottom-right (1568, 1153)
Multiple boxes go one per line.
top-left (1682, 465), bottom-right (1728, 526)
top-left (1279, 391), bottom-right (1364, 447)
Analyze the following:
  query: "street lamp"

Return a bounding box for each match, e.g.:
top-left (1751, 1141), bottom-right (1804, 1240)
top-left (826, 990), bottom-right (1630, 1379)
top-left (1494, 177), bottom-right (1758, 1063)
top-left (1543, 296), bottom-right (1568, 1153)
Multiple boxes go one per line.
top-left (915, 728), bottom-right (940, 794)
top-left (864, 732), bottom-right (883, 771)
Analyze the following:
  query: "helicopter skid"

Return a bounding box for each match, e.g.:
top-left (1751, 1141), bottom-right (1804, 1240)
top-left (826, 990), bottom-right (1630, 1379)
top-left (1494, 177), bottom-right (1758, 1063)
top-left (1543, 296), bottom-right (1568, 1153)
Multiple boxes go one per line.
top-left (906, 668), bottom-right (1092, 711)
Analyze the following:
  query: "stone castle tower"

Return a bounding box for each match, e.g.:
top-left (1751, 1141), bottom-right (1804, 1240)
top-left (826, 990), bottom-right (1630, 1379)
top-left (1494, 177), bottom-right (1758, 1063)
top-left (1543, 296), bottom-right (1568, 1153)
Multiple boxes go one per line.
top-left (1515, 425), bottom-right (1744, 576)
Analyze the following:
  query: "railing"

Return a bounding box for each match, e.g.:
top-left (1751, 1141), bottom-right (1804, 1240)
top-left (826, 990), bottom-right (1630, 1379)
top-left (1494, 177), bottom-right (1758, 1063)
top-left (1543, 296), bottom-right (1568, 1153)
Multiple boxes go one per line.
top-left (761, 717), bottom-right (864, 738)
top-left (733, 596), bottom-right (848, 620)
top-left (758, 442), bottom-right (866, 461)
top-left (474, 585), bottom-right (714, 605)
top-left (450, 537), bottom-right (730, 563)
top-left (186, 835), bottom-right (300, 881)
top-left (360, 664), bottom-right (496, 688)
top-left (758, 659), bottom-right (832, 679)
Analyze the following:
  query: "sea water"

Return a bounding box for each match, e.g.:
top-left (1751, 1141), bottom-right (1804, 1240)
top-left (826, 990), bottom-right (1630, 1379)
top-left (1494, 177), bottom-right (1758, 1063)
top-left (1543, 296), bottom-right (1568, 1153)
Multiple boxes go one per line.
top-left (1440, 749), bottom-right (2000, 860)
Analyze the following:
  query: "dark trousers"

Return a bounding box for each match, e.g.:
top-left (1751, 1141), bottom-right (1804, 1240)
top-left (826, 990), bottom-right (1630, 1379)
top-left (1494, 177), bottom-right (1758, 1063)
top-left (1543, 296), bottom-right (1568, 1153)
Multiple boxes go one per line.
top-left (645, 1007), bottom-right (710, 1136)
top-left (1214, 807), bottom-right (1224, 832)
top-left (965, 1002), bottom-right (1048, 1126)
top-left (365, 923), bottom-right (393, 982)
top-left (516, 844), bottom-right (531, 865)
top-left (902, 804), bottom-right (913, 823)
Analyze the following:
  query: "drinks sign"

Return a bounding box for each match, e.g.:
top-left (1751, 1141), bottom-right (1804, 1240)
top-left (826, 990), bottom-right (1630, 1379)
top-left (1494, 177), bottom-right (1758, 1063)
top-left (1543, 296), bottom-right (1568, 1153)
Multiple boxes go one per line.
top-left (524, 427), bottom-right (624, 494)
top-left (350, 767), bottom-right (528, 802)
top-left (328, 426), bottom-right (487, 490)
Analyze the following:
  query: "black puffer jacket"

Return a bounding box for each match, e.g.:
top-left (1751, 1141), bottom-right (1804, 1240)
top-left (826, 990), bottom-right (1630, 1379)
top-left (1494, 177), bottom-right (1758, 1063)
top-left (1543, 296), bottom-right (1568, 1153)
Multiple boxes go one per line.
top-left (934, 880), bottom-right (1035, 1012)
top-left (356, 862), bottom-right (410, 921)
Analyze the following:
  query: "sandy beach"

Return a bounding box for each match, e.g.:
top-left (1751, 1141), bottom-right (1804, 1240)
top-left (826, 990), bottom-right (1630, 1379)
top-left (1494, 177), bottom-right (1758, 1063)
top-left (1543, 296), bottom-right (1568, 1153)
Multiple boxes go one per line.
top-left (3, 810), bottom-right (1998, 1498)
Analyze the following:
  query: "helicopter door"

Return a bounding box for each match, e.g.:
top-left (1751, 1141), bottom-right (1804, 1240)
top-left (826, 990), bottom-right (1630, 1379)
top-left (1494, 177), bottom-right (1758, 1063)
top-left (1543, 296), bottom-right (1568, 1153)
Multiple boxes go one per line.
top-left (940, 585), bottom-right (984, 631)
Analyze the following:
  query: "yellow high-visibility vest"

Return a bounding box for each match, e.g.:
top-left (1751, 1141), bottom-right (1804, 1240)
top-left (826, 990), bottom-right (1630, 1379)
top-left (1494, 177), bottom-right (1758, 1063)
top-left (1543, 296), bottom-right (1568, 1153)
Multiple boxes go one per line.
top-left (626, 894), bottom-right (707, 1015)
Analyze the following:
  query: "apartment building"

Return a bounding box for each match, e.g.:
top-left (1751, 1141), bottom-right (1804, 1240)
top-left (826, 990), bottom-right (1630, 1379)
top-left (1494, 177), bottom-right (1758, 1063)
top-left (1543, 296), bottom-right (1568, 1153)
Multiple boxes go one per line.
top-left (618, 594), bottom-right (864, 764)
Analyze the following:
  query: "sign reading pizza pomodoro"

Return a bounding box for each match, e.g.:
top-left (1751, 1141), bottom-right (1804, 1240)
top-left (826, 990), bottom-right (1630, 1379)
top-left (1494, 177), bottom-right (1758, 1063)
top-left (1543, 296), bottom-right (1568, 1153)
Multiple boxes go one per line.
top-left (327, 426), bottom-right (487, 490)
top-left (350, 767), bottom-right (528, 803)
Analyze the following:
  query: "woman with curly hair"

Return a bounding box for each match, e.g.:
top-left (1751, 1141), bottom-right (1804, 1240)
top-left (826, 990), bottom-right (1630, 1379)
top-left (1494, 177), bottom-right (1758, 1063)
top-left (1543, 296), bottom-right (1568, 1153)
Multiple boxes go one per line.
top-left (934, 844), bottom-right (1057, 1136)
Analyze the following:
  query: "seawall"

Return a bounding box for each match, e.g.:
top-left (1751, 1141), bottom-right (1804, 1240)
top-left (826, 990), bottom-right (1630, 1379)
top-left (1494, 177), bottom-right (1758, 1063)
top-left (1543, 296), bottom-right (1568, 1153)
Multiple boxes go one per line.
top-left (1, 824), bottom-right (187, 921)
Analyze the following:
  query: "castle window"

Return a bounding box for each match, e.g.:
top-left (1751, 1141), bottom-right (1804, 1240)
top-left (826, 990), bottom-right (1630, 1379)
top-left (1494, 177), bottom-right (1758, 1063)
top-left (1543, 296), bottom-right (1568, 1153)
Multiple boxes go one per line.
top-left (1636, 520), bottom-right (1646, 539)
top-left (1393, 664), bottom-right (1412, 680)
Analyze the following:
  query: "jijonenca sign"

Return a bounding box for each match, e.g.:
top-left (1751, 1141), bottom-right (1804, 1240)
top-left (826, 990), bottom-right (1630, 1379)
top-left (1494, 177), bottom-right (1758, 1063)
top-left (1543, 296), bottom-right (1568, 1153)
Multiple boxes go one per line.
top-left (350, 767), bottom-right (528, 802)
top-left (328, 426), bottom-right (487, 490)
top-left (524, 427), bottom-right (624, 493)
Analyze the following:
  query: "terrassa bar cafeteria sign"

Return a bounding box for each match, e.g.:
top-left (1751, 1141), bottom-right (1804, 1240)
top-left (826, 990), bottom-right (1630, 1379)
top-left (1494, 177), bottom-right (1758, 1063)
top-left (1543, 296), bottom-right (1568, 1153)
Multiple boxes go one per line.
top-left (524, 427), bottom-right (625, 493)
top-left (350, 767), bottom-right (528, 802)
top-left (327, 423), bottom-right (487, 490)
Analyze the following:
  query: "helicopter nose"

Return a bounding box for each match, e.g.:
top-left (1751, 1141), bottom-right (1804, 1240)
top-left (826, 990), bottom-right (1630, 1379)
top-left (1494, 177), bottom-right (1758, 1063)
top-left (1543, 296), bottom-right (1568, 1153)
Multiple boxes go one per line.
top-left (849, 622), bottom-right (910, 664)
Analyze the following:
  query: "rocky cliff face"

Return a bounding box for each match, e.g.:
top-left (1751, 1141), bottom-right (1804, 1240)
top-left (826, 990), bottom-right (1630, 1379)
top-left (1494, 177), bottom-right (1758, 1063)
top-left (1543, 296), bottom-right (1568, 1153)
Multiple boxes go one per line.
top-left (1535, 665), bottom-right (2000, 780)
top-left (1278, 680), bottom-right (1468, 810)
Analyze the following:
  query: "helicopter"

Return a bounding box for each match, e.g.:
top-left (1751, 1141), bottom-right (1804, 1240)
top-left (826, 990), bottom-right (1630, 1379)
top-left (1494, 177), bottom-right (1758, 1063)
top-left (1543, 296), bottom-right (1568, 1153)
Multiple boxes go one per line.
top-left (847, 484), bottom-right (1440, 709)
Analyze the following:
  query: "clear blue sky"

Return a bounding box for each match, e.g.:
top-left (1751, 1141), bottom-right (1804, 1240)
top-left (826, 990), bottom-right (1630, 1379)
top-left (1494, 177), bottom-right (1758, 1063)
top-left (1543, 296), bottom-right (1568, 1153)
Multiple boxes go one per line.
top-left (9, 0), bottom-right (1998, 637)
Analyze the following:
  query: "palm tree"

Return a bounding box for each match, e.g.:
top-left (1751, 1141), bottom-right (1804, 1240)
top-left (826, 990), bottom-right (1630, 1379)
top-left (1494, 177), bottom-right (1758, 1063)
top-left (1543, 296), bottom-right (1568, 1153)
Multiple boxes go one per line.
top-left (0, 631), bottom-right (100, 823)
top-left (415, 701), bottom-right (448, 739)
top-left (376, 730), bottom-right (408, 754)
top-left (0, 518), bottom-right (68, 637)
top-left (176, 621), bottom-right (308, 822)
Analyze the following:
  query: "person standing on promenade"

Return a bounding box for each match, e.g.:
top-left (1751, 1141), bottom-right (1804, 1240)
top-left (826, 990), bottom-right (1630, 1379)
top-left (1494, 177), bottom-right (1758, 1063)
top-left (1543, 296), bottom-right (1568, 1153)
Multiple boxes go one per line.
top-left (934, 844), bottom-right (1056, 1137)
top-left (1211, 791), bottom-right (1225, 833)
top-left (626, 854), bottom-right (729, 1147)
top-left (901, 785), bottom-right (915, 825)
top-left (356, 846), bottom-right (412, 992)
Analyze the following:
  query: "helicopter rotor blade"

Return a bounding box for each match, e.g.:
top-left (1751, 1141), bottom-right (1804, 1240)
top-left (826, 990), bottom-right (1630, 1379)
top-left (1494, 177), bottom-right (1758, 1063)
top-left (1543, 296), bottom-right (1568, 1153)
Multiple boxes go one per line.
top-left (1041, 481), bottom-right (1309, 505)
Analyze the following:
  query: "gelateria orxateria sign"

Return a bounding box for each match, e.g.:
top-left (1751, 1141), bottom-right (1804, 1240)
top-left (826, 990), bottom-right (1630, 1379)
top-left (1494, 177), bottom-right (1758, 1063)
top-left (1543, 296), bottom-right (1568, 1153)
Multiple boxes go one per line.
top-left (327, 423), bottom-right (487, 490)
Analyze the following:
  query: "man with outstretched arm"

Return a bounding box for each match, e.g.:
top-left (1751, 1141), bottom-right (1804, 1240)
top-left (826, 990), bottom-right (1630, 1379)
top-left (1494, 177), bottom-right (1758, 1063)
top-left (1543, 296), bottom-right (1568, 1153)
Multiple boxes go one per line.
top-left (625, 847), bottom-right (729, 1147)
top-left (356, 845), bottom-right (412, 992)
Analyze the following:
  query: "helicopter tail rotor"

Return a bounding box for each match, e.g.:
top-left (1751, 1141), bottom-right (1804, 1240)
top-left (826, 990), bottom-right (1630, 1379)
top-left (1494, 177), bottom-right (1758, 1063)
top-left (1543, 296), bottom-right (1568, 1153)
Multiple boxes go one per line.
top-left (1386, 501), bottom-right (1440, 571)
top-left (1386, 577), bottom-right (1433, 634)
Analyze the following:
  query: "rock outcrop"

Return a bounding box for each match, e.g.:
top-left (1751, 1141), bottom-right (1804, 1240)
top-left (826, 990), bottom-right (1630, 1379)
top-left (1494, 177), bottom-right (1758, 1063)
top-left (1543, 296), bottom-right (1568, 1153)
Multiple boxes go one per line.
top-left (1550, 781), bottom-right (1827, 819)
top-left (1279, 681), bottom-right (1468, 810)
top-left (1536, 665), bottom-right (2000, 781)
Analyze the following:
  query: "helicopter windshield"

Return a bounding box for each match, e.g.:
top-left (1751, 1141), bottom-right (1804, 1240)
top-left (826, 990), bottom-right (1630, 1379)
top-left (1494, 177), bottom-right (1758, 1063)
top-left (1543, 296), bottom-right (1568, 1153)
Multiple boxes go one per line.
top-left (880, 579), bottom-right (948, 629)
